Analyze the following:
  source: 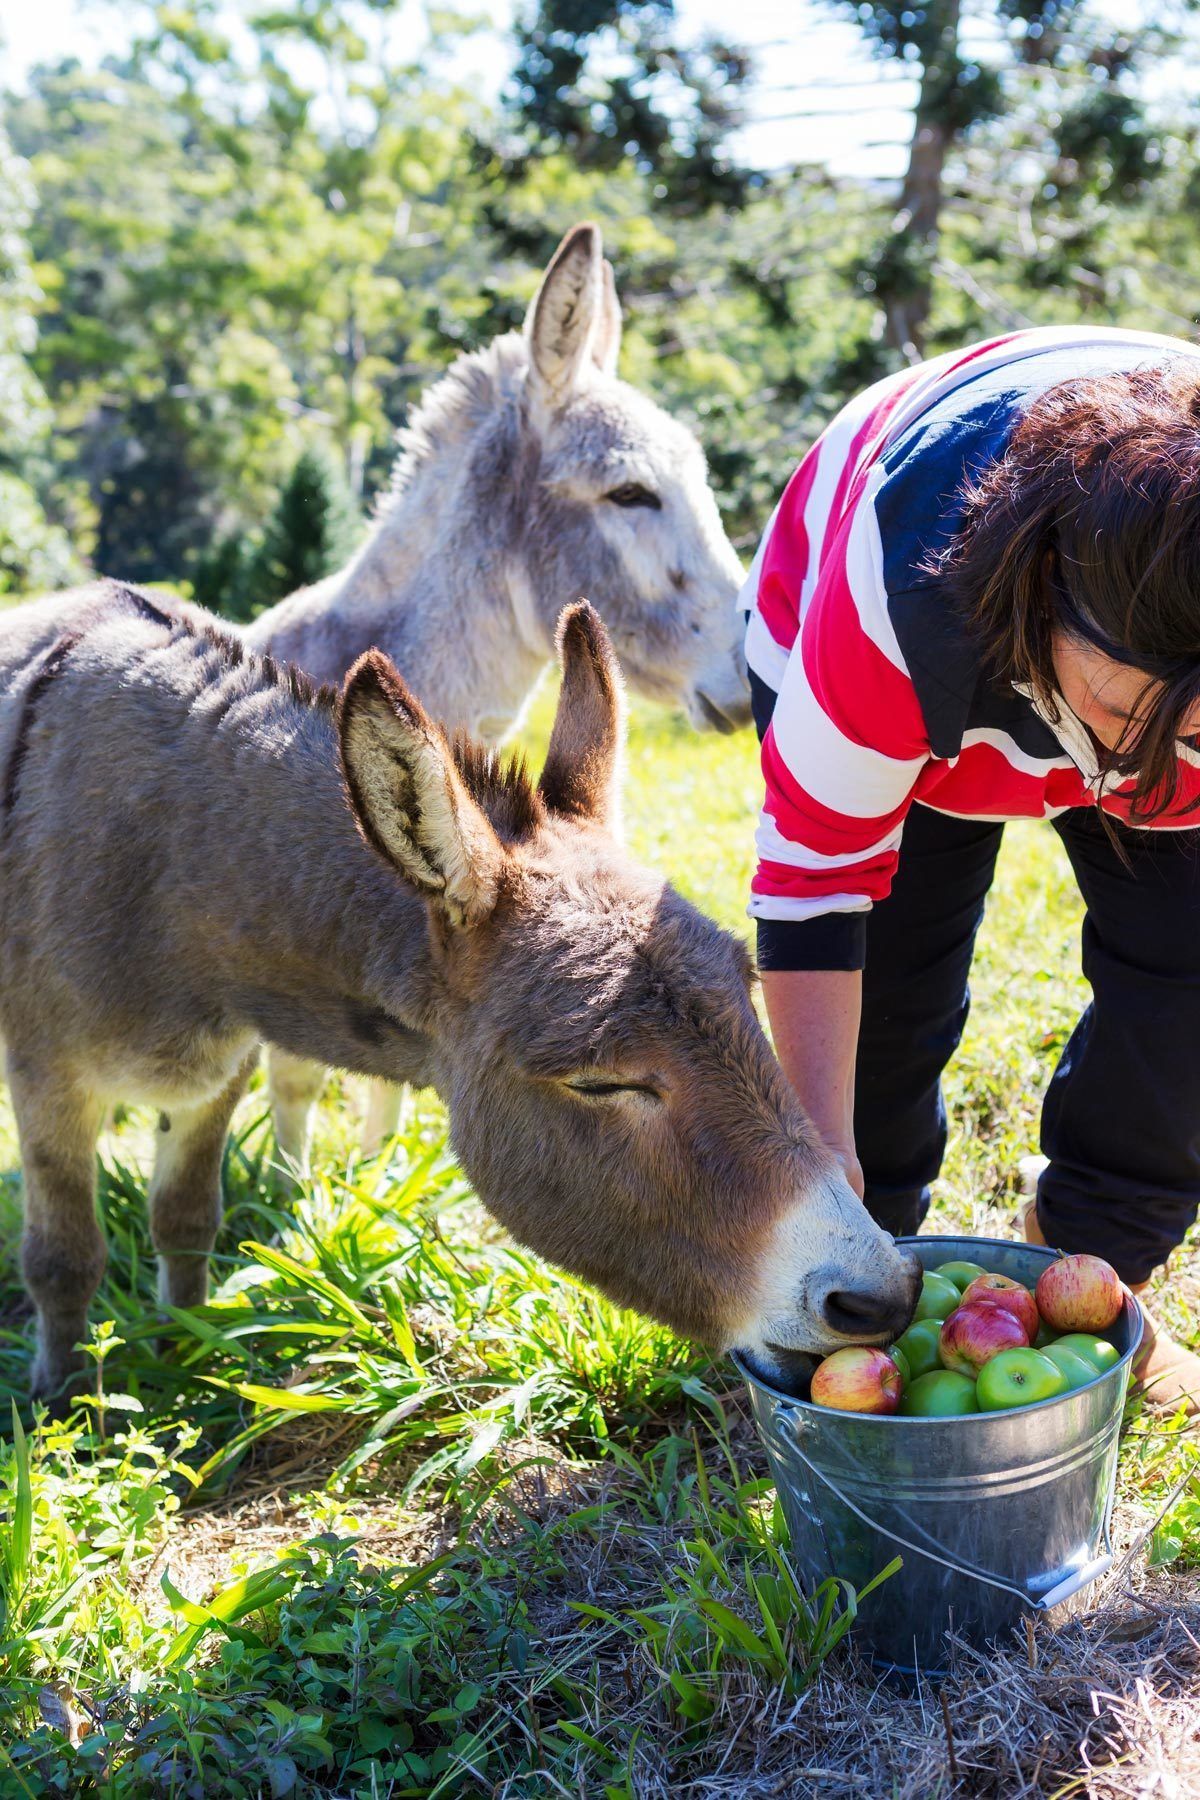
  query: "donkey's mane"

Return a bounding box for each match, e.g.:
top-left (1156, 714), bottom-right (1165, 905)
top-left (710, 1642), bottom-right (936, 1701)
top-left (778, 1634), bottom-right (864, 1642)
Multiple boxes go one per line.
top-left (450, 733), bottom-right (545, 840)
top-left (385, 335), bottom-right (527, 510)
top-left (112, 583), bottom-right (546, 831)
top-left (104, 582), bottom-right (339, 711)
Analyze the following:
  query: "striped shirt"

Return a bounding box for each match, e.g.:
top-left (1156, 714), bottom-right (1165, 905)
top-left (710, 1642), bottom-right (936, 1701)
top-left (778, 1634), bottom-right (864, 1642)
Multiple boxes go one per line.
top-left (741, 327), bottom-right (1200, 972)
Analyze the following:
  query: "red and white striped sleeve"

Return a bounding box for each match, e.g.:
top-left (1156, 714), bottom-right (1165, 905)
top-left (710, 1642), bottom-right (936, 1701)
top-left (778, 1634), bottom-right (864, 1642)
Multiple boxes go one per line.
top-left (741, 420), bottom-right (932, 970)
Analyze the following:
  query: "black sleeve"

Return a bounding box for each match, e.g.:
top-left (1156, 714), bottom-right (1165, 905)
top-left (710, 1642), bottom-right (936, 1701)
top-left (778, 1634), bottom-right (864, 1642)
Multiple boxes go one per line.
top-left (748, 664), bottom-right (777, 744)
top-left (748, 648), bottom-right (869, 973)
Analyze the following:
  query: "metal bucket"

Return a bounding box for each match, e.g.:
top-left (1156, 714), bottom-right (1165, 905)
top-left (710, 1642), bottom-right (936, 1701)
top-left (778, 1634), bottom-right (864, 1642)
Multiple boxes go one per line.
top-left (735, 1235), bottom-right (1143, 1674)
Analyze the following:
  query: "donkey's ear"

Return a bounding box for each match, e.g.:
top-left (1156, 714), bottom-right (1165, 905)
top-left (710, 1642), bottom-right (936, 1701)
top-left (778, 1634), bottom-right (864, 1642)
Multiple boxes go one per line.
top-left (525, 222), bottom-right (603, 409)
top-left (339, 652), bottom-right (503, 928)
top-left (538, 602), bottom-right (625, 831)
top-left (591, 258), bottom-right (622, 377)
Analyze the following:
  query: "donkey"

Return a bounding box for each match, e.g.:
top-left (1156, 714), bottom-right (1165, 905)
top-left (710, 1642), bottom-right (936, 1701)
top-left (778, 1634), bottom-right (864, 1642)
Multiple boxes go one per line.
top-left (0, 583), bottom-right (917, 1402)
top-left (244, 222), bottom-right (753, 1166)
top-left (244, 222), bottom-right (750, 735)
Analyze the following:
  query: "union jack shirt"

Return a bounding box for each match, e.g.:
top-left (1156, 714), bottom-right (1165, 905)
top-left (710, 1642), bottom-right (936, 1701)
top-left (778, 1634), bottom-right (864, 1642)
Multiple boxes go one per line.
top-left (741, 327), bottom-right (1200, 971)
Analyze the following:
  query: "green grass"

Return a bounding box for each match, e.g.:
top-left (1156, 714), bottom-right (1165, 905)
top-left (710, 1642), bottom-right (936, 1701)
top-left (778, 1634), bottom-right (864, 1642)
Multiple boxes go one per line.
top-left (0, 692), bottom-right (1196, 1796)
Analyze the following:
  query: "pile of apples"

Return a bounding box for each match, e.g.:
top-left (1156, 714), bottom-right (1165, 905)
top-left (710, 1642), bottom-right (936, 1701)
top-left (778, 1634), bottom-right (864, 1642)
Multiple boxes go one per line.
top-left (810, 1253), bottom-right (1125, 1417)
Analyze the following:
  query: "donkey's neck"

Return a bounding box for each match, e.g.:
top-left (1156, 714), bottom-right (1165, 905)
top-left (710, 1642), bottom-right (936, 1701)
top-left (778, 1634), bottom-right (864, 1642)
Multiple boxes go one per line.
top-left (249, 336), bottom-right (551, 740)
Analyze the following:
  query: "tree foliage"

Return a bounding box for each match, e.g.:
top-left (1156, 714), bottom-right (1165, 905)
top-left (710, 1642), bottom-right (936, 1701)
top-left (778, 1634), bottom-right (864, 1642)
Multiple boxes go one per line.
top-left (1, 1), bottom-right (1198, 606)
top-left (825, 0), bottom-right (1187, 357)
top-left (206, 441), bottom-right (363, 622)
top-left (0, 125), bottom-right (80, 596)
top-left (508, 0), bottom-right (756, 211)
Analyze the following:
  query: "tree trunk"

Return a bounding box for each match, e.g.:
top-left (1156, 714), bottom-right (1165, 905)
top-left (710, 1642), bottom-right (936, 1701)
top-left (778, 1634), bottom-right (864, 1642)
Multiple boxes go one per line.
top-left (883, 0), bottom-right (960, 363)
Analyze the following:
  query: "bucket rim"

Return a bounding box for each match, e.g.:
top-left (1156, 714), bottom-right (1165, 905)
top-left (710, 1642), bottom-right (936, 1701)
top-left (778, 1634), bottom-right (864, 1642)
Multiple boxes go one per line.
top-left (732, 1233), bottom-right (1144, 1425)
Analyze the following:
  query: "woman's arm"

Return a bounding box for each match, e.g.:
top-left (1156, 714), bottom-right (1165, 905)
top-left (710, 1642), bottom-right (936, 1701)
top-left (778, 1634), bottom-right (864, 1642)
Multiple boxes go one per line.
top-left (762, 967), bottom-right (864, 1196)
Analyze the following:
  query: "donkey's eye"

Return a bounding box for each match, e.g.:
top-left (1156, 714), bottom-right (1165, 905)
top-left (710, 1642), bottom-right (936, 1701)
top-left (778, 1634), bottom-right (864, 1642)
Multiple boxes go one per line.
top-left (604, 484), bottom-right (661, 510)
top-left (565, 1077), bottom-right (662, 1101)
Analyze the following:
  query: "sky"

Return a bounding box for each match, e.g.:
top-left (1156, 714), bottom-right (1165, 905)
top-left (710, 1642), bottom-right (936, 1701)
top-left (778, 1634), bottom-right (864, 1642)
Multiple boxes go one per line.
top-left (0, 0), bottom-right (922, 180)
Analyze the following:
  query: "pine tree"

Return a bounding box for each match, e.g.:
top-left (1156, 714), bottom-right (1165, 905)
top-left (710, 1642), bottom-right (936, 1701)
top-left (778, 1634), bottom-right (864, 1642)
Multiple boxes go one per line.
top-left (243, 443), bottom-right (363, 618)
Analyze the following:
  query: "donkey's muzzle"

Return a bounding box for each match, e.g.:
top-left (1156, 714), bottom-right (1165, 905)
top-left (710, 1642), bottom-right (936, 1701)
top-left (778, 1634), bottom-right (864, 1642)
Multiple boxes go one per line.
top-left (694, 688), bottom-right (753, 734)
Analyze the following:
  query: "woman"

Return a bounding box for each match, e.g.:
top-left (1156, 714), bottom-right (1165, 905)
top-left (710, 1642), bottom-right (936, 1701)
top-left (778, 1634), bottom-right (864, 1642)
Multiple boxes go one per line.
top-left (743, 327), bottom-right (1200, 1410)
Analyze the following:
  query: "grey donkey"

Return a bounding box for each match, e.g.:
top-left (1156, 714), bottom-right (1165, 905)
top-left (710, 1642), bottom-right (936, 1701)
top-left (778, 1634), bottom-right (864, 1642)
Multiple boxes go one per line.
top-left (0, 581), bottom-right (917, 1403)
top-left (244, 222), bottom-right (752, 1166)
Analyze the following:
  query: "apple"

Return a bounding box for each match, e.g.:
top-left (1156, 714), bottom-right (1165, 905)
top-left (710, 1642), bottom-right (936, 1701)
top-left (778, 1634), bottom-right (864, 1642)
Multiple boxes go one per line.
top-left (886, 1344), bottom-right (911, 1386)
top-left (892, 1319), bottom-right (945, 1381)
top-left (976, 1348), bottom-right (1067, 1411)
top-left (1041, 1342), bottom-right (1101, 1392)
top-left (960, 1273), bottom-right (1040, 1341)
top-left (1033, 1319), bottom-right (1059, 1349)
top-left (900, 1370), bottom-right (980, 1416)
top-left (810, 1346), bottom-right (903, 1414)
top-left (934, 1260), bottom-right (989, 1294)
top-left (939, 1301), bottom-right (1029, 1376)
top-left (1035, 1255), bottom-right (1123, 1333)
top-left (913, 1272), bottom-right (962, 1322)
top-left (1052, 1332), bottom-right (1122, 1376)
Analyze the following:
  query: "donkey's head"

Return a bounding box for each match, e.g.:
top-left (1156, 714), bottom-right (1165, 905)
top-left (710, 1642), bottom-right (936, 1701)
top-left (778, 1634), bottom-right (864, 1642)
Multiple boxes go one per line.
top-left (339, 605), bottom-right (917, 1370)
top-left (515, 224), bottom-right (750, 734)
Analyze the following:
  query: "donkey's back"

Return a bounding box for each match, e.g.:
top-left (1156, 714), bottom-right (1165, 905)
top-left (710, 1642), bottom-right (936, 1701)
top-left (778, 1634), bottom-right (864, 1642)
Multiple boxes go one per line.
top-left (0, 581), bottom-right (354, 1106)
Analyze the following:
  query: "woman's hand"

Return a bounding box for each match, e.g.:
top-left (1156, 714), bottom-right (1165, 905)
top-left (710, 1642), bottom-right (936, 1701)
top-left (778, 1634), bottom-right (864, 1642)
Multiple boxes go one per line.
top-left (826, 1141), bottom-right (866, 1200)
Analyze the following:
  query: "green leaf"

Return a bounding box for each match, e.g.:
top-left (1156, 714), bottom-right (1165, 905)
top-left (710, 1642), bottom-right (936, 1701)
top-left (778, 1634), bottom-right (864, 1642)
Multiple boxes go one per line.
top-left (555, 1720), bottom-right (608, 1754)
top-left (161, 1557), bottom-right (304, 1667)
top-left (239, 1241), bottom-right (374, 1327)
top-left (6, 1402), bottom-right (32, 1601)
top-left (695, 1597), bottom-right (770, 1661)
top-left (456, 1418), bottom-right (505, 1475)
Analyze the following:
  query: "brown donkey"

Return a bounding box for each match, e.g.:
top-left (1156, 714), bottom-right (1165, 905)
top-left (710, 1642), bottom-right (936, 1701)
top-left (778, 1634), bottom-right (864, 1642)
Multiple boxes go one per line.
top-left (0, 583), bottom-right (918, 1400)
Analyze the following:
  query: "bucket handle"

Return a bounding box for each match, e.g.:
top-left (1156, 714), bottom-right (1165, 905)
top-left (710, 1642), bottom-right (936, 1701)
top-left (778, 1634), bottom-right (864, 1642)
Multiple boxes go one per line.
top-left (780, 1428), bottom-right (1113, 1613)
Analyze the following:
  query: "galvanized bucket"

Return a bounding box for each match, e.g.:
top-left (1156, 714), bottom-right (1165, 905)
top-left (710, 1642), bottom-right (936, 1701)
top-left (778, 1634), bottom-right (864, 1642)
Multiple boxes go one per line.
top-left (735, 1235), bottom-right (1143, 1674)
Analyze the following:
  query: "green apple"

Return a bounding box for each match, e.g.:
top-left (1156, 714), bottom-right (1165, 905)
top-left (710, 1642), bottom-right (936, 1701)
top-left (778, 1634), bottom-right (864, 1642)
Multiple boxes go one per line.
top-left (1052, 1333), bottom-right (1121, 1375)
top-left (900, 1370), bottom-right (979, 1416)
top-left (934, 1260), bottom-right (989, 1293)
top-left (892, 1319), bottom-right (944, 1380)
top-left (1033, 1319), bottom-right (1059, 1349)
top-left (913, 1272), bottom-right (961, 1322)
top-left (886, 1344), bottom-right (911, 1386)
top-left (1041, 1342), bottom-right (1101, 1392)
top-left (975, 1348), bottom-right (1067, 1411)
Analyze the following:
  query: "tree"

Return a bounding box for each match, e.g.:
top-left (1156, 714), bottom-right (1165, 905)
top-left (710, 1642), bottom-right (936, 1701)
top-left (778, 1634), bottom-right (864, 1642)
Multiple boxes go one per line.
top-left (0, 125), bottom-right (80, 597)
top-left (6, 13), bottom-right (508, 590)
top-left (506, 0), bottom-right (756, 212)
top-left (241, 441), bottom-right (363, 617)
top-left (825, 0), bottom-right (1176, 361)
top-left (824, 0), bottom-right (1004, 358)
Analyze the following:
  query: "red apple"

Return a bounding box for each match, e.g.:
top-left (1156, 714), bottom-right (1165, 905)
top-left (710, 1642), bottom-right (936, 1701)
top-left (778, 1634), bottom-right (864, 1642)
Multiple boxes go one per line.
top-left (1035, 1254), bottom-right (1123, 1333)
top-left (960, 1273), bottom-right (1040, 1341)
top-left (810, 1347), bottom-right (903, 1414)
top-left (939, 1301), bottom-right (1029, 1376)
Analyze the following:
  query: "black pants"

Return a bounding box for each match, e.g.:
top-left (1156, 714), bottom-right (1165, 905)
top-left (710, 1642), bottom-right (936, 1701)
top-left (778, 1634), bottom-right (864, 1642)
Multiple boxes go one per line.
top-left (858, 803), bottom-right (1200, 1285)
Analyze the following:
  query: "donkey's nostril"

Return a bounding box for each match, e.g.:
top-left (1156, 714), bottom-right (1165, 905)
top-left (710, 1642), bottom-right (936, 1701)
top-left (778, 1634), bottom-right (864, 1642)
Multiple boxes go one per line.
top-left (823, 1287), bottom-right (912, 1341)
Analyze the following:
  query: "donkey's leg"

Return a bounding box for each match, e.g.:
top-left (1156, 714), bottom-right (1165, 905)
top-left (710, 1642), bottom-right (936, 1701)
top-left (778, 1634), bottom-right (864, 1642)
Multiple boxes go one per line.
top-left (361, 1081), bottom-right (404, 1156)
top-left (151, 1057), bottom-right (255, 1310)
top-left (11, 1070), bottom-right (105, 1402)
top-left (267, 1048), bottom-right (326, 1176)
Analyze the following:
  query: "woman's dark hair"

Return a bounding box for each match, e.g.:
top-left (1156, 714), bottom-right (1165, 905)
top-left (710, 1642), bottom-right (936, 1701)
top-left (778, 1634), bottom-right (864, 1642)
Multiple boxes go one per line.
top-left (931, 359), bottom-right (1200, 821)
